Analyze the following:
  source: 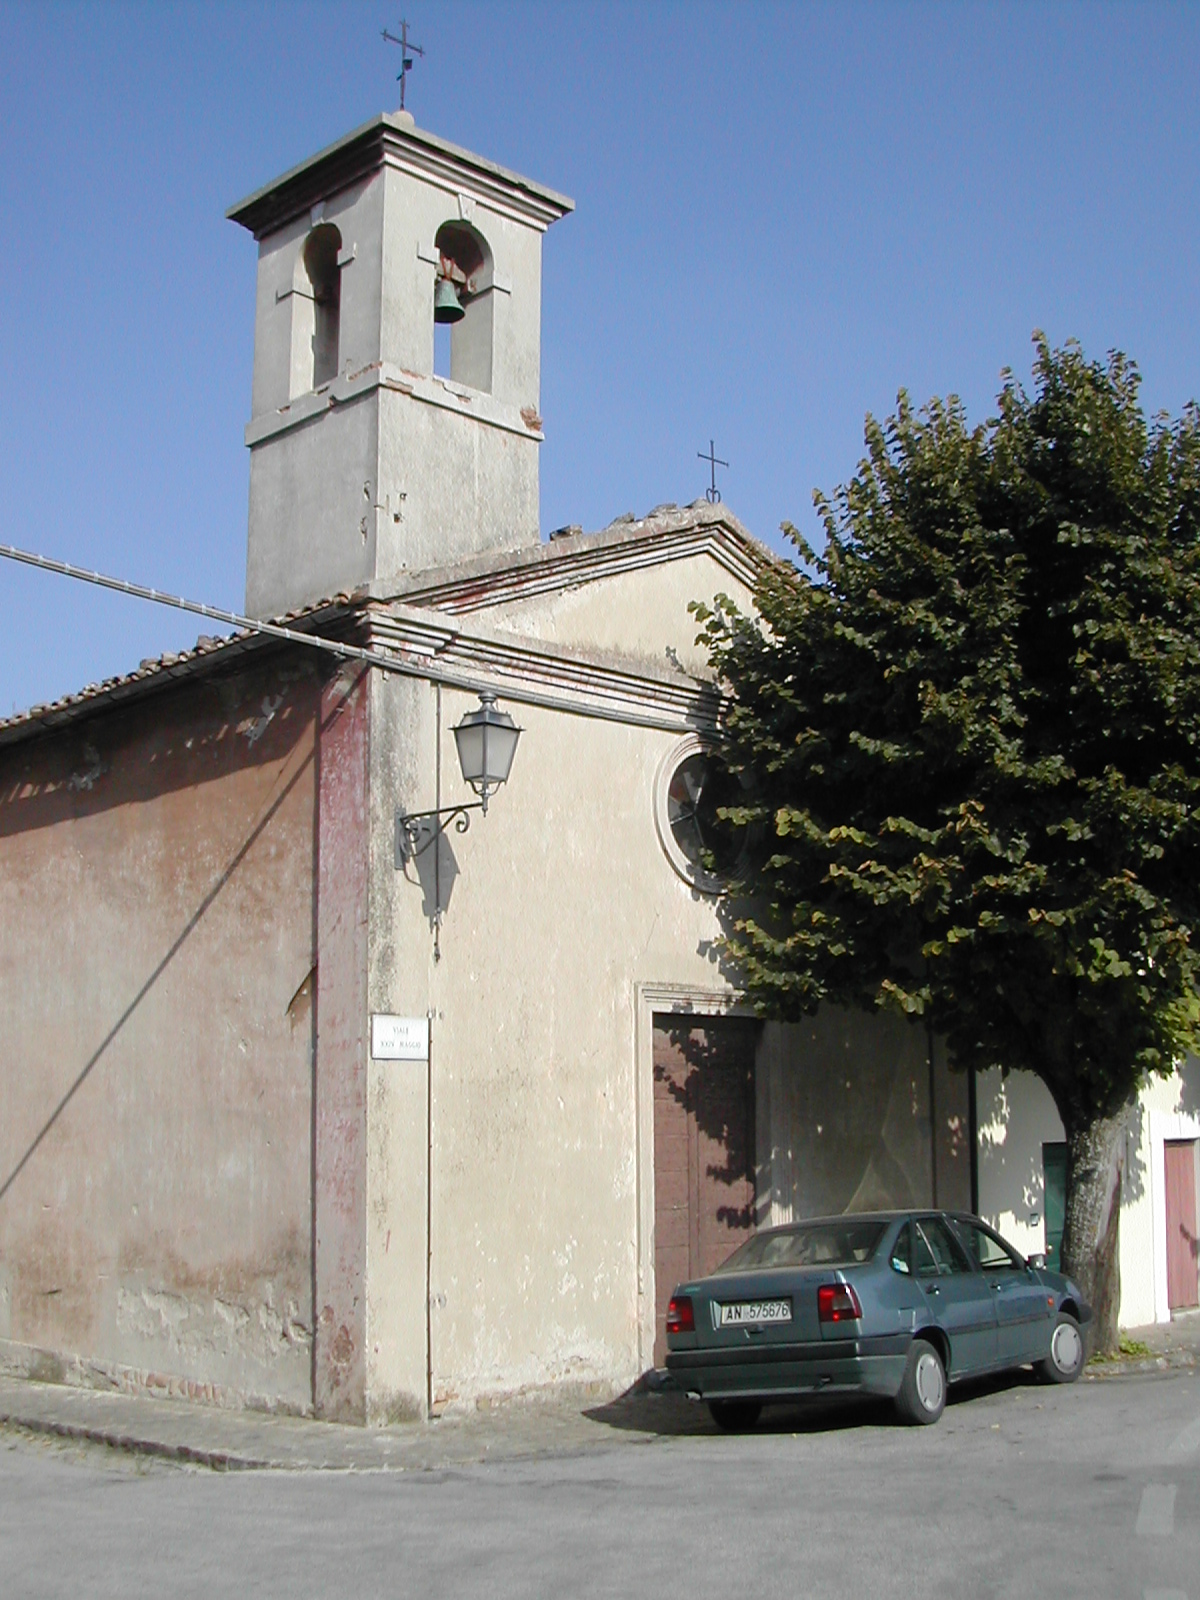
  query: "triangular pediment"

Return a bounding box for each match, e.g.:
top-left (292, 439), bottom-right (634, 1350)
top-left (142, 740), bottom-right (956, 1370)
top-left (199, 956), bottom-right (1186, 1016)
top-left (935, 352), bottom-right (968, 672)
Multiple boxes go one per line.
top-left (386, 503), bottom-right (776, 676)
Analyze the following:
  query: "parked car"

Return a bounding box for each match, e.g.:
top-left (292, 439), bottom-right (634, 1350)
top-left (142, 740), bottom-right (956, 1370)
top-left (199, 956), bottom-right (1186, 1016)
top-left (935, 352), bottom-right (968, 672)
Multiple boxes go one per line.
top-left (664, 1210), bottom-right (1091, 1428)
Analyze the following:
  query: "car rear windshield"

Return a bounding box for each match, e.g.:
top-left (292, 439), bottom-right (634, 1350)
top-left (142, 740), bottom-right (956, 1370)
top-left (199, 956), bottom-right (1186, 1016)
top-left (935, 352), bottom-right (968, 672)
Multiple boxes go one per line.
top-left (718, 1220), bottom-right (887, 1272)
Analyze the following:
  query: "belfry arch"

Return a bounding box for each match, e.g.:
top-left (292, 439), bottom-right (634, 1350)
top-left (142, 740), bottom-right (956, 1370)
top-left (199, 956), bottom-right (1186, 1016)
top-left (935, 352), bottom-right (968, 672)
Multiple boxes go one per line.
top-left (434, 219), bottom-right (494, 393)
top-left (289, 222), bottom-right (342, 397)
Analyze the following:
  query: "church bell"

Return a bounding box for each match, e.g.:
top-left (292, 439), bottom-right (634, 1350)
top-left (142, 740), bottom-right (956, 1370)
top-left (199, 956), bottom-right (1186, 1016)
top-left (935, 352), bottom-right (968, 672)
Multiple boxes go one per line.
top-left (434, 275), bottom-right (465, 324)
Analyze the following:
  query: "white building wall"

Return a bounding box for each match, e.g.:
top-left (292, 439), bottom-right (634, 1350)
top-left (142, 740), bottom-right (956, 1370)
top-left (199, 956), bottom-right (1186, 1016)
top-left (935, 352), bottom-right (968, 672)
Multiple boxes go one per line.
top-left (1138, 1064), bottom-right (1200, 1325)
top-left (975, 1068), bottom-right (1065, 1265)
top-left (975, 1061), bottom-right (1200, 1329)
top-left (367, 676), bottom-right (749, 1415)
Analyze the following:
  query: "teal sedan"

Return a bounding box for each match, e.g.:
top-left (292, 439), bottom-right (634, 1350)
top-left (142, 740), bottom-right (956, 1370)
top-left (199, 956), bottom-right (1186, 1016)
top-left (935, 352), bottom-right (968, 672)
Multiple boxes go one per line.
top-left (664, 1211), bottom-right (1091, 1429)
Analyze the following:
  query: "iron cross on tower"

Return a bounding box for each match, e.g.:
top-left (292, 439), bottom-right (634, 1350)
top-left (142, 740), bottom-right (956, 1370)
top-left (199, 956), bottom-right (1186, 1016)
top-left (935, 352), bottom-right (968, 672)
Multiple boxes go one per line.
top-left (382, 19), bottom-right (424, 110)
top-left (698, 439), bottom-right (728, 504)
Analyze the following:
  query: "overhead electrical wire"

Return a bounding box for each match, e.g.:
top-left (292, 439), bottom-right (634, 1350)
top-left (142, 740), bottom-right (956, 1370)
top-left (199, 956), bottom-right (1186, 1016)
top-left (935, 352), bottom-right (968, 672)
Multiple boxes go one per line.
top-left (0, 540), bottom-right (713, 733)
top-left (0, 540), bottom-right (484, 692)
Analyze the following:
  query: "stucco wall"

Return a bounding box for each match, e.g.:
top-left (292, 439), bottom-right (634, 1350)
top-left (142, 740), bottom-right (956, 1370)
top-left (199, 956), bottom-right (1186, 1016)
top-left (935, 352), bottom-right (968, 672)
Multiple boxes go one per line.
top-left (246, 391), bottom-right (381, 618)
top-left (976, 1061), bottom-right (1200, 1328)
top-left (364, 629), bottom-right (975, 1415)
top-left (0, 654), bottom-right (322, 1406)
top-left (474, 550), bottom-right (750, 676)
top-left (1099, 1059), bottom-right (1200, 1327)
top-left (373, 383), bottom-right (540, 588)
top-left (366, 667), bottom-right (750, 1413)
top-left (976, 1068), bottom-right (1066, 1264)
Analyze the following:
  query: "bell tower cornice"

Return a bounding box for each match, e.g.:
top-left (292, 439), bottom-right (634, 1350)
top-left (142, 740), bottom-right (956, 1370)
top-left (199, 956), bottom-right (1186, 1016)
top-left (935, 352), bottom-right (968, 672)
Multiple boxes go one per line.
top-left (227, 112), bottom-right (574, 241)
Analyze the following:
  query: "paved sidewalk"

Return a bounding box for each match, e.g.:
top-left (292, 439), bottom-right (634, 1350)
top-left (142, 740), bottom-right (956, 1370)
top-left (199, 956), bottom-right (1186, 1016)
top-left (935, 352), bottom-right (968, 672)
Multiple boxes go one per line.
top-left (1083, 1313), bottom-right (1200, 1379)
top-left (2, 1314), bottom-right (1198, 1471)
top-left (0, 1373), bottom-right (709, 1472)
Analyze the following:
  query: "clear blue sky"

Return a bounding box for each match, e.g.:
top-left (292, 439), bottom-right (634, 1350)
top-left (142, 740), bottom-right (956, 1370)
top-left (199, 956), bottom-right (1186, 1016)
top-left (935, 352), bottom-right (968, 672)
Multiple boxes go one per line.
top-left (1, 1), bottom-right (1198, 717)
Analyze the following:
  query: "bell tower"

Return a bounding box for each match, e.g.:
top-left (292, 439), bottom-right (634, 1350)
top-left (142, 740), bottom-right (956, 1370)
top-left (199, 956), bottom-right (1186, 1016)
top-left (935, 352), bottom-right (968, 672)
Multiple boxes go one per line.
top-left (228, 112), bottom-right (573, 618)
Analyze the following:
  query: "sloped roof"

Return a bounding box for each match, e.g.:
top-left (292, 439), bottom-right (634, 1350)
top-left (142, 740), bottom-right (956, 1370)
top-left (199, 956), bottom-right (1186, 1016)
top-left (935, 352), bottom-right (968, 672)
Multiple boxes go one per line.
top-left (0, 503), bottom-right (780, 752)
top-left (0, 594), bottom-right (363, 752)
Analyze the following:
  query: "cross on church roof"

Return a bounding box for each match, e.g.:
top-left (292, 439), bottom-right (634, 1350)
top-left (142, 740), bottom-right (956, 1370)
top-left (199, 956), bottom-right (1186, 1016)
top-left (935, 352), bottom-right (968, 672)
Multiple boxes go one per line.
top-left (698, 439), bottom-right (728, 504)
top-left (382, 19), bottom-right (424, 111)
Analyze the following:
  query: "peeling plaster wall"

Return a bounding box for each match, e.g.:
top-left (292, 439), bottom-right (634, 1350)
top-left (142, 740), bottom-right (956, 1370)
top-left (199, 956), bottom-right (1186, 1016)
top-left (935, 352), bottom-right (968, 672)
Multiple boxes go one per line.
top-left (364, 552), bottom-right (975, 1415)
top-left (313, 666), bottom-right (371, 1421)
top-left (369, 675), bottom-right (736, 1412)
top-left (0, 657), bottom-right (322, 1408)
top-left (378, 703), bottom-right (971, 1412)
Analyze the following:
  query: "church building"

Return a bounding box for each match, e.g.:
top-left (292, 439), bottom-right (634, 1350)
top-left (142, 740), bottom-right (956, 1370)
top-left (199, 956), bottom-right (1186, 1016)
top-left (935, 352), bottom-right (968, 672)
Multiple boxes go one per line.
top-left (0, 109), bottom-right (1193, 1423)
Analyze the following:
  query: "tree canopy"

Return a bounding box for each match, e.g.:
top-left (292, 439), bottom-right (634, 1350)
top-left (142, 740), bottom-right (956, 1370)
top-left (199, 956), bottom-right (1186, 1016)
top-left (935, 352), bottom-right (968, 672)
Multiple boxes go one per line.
top-left (696, 338), bottom-right (1200, 1342)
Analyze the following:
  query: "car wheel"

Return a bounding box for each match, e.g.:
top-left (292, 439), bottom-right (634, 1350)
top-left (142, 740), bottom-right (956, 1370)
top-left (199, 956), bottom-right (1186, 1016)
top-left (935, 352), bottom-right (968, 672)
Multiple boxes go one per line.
top-left (1036, 1313), bottom-right (1085, 1384)
top-left (707, 1400), bottom-right (762, 1432)
top-left (894, 1338), bottom-right (946, 1425)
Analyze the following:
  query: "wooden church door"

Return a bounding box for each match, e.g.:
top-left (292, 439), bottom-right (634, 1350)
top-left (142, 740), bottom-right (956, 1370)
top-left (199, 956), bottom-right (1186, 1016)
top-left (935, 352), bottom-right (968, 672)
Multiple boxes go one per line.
top-left (652, 1016), bottom-right (758, 1366)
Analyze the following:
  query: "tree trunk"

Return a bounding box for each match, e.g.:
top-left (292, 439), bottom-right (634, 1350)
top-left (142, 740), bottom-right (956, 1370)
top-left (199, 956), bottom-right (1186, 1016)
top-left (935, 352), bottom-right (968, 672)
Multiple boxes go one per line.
top-left (1060, 1108), bottom-right (1129, 1357)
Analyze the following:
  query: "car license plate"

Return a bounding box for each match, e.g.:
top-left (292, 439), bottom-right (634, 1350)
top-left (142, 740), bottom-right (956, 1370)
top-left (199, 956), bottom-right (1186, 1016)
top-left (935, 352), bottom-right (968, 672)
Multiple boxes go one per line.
top-left (719, 1300), bottom-right (792, 1326)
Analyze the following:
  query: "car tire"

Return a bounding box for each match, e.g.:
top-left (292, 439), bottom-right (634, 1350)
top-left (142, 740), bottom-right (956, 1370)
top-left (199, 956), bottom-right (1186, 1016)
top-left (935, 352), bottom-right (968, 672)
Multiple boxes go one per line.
top-left (1036, 1313), bottom-right (1085, 1384)
top-left (707, 1400), bottom-right (762, 1432)
top-left (894, 1338), bottom-right (946, 1425)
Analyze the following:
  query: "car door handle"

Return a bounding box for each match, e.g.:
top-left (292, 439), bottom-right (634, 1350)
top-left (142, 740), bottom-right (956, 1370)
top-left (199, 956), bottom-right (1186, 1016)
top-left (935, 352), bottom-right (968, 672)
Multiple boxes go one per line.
top-left (924, 1283), bottom-right (941, 1296)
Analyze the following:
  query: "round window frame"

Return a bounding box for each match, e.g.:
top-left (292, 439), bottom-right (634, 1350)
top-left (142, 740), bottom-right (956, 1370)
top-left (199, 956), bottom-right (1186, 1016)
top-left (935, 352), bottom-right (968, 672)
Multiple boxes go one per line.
top-left (654, 733), bottom-right (752, 896)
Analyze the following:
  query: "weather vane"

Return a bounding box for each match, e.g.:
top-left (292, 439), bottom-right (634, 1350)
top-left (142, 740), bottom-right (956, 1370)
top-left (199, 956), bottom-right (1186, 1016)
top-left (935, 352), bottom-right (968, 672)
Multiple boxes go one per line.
top-left (698, 439), bottom-right (728, 504)
top-left (382, 19), bottom-right (424, 111)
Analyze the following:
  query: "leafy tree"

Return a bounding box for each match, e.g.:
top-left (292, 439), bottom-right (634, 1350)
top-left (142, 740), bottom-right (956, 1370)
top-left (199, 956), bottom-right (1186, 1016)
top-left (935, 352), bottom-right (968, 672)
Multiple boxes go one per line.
top-left (696, 338), bottom-right (1200, 1351)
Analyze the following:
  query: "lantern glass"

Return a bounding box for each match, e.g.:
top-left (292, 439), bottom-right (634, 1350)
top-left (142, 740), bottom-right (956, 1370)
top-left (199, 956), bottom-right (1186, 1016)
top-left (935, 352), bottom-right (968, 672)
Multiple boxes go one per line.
top-left (453, 692), bottom-right (521, 805)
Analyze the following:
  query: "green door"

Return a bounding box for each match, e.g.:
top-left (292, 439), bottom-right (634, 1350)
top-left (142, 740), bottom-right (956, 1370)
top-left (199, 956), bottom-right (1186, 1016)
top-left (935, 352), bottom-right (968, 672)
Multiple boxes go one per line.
top-left (1043, 1142), bottom-right (1067, 1271)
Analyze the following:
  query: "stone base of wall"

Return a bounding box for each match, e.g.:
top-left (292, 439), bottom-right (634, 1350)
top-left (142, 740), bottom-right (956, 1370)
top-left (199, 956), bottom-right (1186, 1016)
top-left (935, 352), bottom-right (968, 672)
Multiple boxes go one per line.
top-left (430, 1370), bottom-right (635, 1421)
top-left (0, 1336), bottom-right (313, 1419)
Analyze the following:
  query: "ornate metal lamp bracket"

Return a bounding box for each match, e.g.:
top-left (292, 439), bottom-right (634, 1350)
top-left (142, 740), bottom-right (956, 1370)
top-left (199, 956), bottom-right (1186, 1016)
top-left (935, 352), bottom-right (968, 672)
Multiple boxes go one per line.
top-left (395, 800), bottom-right (485, 864)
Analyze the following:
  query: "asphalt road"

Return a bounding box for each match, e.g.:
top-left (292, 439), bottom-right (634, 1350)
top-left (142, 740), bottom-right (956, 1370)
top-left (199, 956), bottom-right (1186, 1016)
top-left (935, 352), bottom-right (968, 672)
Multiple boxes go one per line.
top-left (2, 1368), bottom-right (1197, 1599)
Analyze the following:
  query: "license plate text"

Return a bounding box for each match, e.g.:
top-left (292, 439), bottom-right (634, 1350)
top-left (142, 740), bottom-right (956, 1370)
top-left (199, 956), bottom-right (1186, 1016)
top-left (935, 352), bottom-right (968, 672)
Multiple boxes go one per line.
top-left (719, 1300), bottom-right (792, 1326)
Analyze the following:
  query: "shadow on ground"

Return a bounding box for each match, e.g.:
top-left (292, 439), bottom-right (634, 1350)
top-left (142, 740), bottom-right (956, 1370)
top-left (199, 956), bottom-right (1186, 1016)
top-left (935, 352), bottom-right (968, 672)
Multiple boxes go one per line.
top-left (584, 1367), bottom-right (1034, 1438)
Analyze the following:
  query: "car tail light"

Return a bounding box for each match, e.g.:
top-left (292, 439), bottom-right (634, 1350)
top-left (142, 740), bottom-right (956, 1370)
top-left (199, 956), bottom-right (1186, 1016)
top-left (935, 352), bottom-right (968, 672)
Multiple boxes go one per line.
top-left (818, 1283), bottom-right (862, 1323)
top-left (666, 1295), bottom-right (695, 1334)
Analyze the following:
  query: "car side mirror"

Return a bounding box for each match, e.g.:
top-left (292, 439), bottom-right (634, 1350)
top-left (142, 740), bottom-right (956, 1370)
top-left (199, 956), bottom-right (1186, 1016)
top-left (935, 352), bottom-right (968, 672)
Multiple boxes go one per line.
top-left (1026, 1252), bottom-right (1046, 1270)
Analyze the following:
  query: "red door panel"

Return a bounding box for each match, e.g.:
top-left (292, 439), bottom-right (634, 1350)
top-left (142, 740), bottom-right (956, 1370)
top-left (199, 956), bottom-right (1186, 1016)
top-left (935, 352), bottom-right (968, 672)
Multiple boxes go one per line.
top-left (1165, 1140), bottom-right (1199, 1312)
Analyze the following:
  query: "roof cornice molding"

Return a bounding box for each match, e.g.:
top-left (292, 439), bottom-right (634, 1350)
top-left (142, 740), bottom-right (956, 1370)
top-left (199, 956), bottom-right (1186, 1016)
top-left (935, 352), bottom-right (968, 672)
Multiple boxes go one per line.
top-left (365, 602), bottom-right (721, 733)
top-left (0, 588), bottom-right (726, 755)
top-left (393, 509), bottom-right (776, 617)
top-left (227, 114), bottom-right (574, 241)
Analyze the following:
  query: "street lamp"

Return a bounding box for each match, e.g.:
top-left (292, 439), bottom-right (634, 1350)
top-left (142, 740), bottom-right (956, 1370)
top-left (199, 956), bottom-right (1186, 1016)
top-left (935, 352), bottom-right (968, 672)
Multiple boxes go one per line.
top-left (397, 690), bottom-right (522, 860)
top-left (451, 691), bottom-right (522, 814)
